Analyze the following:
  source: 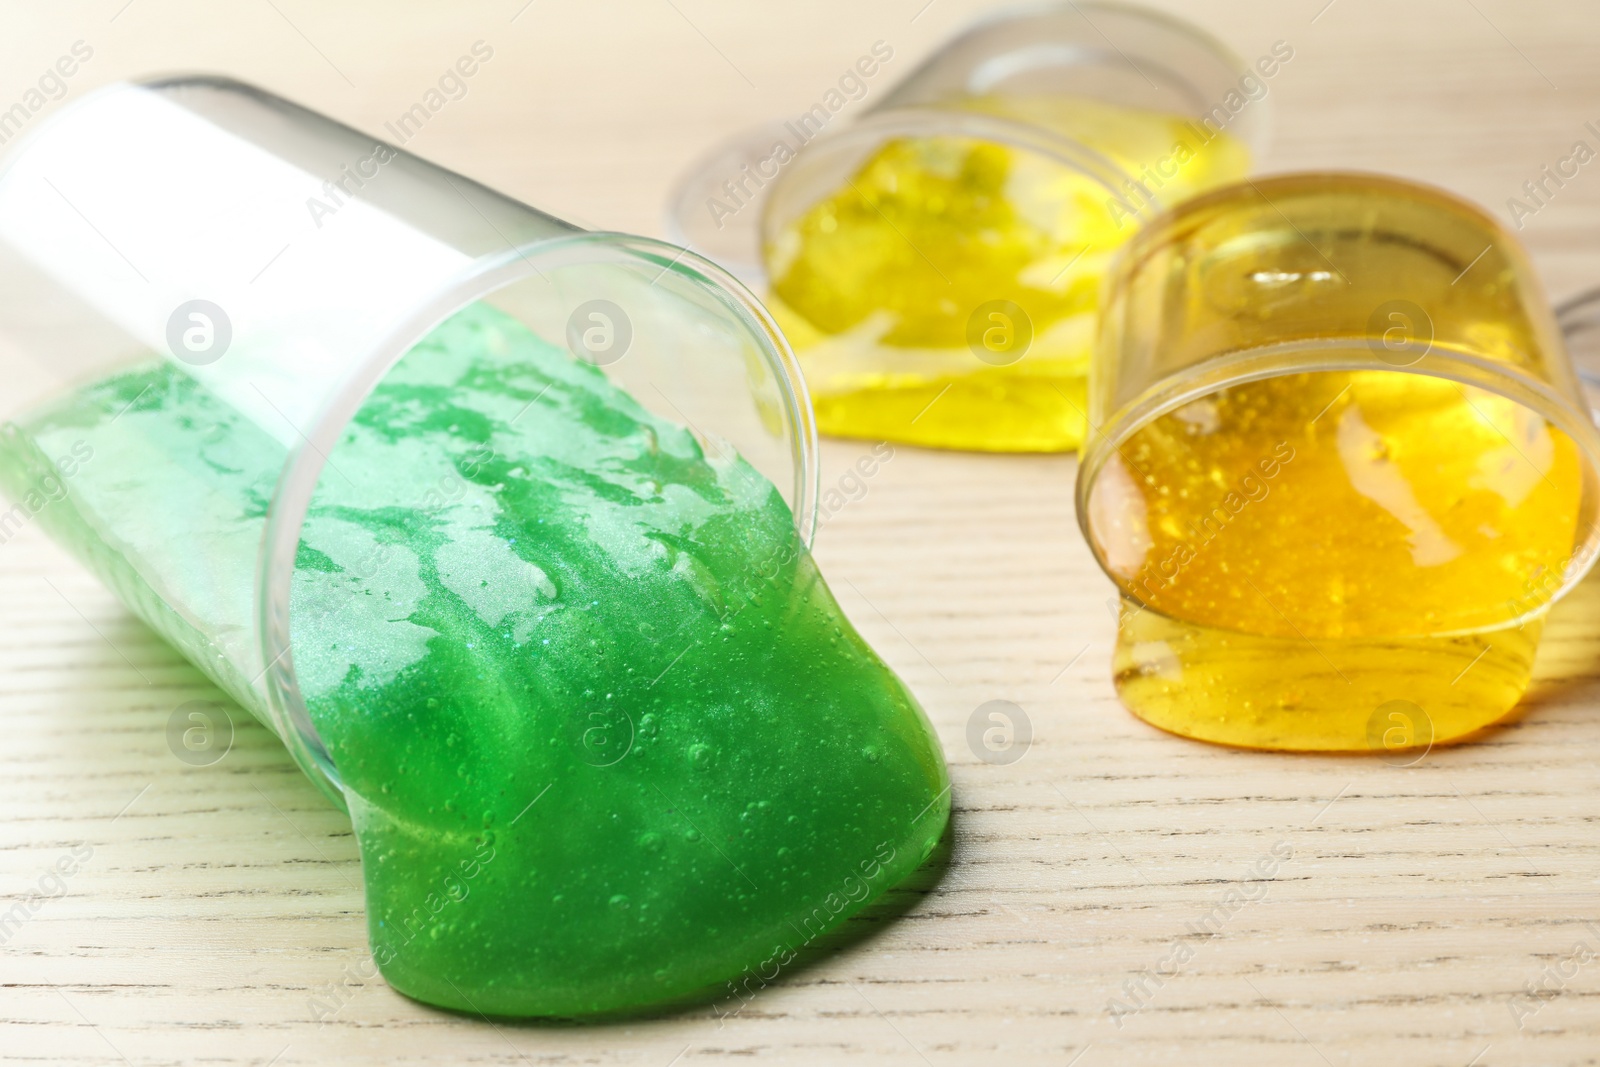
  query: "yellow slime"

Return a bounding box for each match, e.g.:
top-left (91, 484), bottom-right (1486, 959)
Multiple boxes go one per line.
top-left (1101, 372), bottom-right (1582, 750)
top-left (765, 96), bottom-right (1249, 451)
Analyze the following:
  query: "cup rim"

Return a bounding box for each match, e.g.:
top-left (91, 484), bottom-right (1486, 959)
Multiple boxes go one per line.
top-left (255, 231), bottom-right (818, 800)
top-left (758, 105), bottom-right (1164, 248)
top-left (1075, 337), bottom-right (1600, 636)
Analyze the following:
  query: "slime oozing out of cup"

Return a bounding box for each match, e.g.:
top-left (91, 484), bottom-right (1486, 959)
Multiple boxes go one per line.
top-left (0, 301), bottom-right (951, 1017)
top-left (764, 96), bottom-right (1250, 453)
top-left (1101, 372), bottom-right (1583, 750)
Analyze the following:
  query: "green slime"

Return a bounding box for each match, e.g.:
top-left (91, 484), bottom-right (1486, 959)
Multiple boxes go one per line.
top-left (0, 302), bottom-right (950, 1017)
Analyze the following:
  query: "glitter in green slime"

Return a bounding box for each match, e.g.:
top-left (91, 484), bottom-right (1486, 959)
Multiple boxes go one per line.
top-left (0, 302), bottom-right (951, 1017)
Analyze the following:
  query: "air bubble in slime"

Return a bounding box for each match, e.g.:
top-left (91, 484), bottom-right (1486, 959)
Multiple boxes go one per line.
top-left (755, 4), bottom-right (1267, 452)
top-left (1077, 173), bottom-right (1600, 752)
top-left (0, 78), bottom-right (949, 1016)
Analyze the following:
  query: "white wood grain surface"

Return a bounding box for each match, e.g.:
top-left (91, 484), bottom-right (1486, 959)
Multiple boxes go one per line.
top-left (4, 1), bottom-right (1600, 1064)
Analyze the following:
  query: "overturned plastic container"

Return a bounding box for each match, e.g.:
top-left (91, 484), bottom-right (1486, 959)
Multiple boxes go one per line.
top-left (1076, 172), bottom-right (1600, 754)
top-left (0, 77), bottom-right (950, 1018)
top-left (669, 1), bottom-right (1276, 451)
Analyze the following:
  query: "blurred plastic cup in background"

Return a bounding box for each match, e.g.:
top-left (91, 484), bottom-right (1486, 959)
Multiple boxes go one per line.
top-left (671, 2), bottom-right (1277, 451)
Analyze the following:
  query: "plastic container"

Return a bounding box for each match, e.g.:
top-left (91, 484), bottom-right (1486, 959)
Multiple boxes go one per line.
top-left (0, 74), bottom-right (814, 797)
top-left (670, 1), bottom-right (1274, 451)
top-left (1076, 172), bottom-right (1600, 753)
top-left (0, 76), bottom-right (955, 1018)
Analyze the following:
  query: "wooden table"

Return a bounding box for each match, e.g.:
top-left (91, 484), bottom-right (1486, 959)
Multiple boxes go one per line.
top-left (4, 1), bottom-right (1600, 1063)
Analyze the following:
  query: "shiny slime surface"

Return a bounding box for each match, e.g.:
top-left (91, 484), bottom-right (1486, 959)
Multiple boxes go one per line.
top-left (0, 303), bottom-right (950, 1017)
top-left (765, 96), bottom-right (1249, 451)
top-left (1092, 371), bottom-right (1583, 750)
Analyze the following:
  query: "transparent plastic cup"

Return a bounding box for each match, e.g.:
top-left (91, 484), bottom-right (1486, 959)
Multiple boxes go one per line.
top-left (0, 75), bottom-right (816, 797)
top-left (671, 1), bottom-right (1275, 451)
top-left (0, 77), bottom-right (972, 1022)
top-left (1076, 172), bottom-right (1600, 753)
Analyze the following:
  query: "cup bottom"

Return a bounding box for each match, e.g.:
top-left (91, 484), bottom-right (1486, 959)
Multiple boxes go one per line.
top-left (1111, 596), bottom-right (1541, 753)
